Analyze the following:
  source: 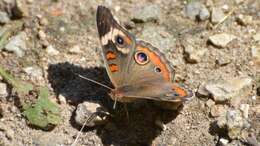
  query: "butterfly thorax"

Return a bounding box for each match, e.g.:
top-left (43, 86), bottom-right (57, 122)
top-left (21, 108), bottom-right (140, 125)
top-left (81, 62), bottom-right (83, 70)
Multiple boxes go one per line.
top-left (109, 87), bottom-right (137, 103)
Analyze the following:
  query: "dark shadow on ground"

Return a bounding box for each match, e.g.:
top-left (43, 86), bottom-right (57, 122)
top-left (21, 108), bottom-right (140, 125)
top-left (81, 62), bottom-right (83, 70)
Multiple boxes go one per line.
top-left (47, 62), bottom-right (180, 146)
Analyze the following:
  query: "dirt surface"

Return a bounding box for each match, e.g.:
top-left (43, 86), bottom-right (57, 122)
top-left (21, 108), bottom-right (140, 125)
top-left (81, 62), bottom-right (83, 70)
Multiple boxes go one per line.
top-left (0, 0), bottom-right (259, 146)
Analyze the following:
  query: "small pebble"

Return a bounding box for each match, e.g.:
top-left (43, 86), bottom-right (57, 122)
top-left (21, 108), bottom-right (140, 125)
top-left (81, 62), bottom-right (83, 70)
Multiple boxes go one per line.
top-left (114, 6), bottom-right (120, 12)
top-left (253, 33), bottom-right (260, 42)
top-left (58, 94), bottom-right (66, 104)
top-left (23, 66), bottom-right (43, 80)
top-left (75, 102), bottom-right (109, 127)
top-left (251, 46), bottom-right (260, 71)
top-left (5, 128), bottom-right (14, 140)
top-left (209, 33), bottom-right (237, 48)
top-left (69, 45), bottom-right (82, 54)
top-left (211, 7), bottom-right (225, 24)
top-left (222, 4), bottom-right (229, 12)
top-left (38, 30), bottom-right (47, 40)
top-left (210, 105), bottom-right (227, 117)
top-left (206, 99), bottom-right (215, 108)
top-left (13, 0), bottom-right (29, 18)
top-left (0, 82), bottom-right (8, 98)
top-left (5, 32), bottom-right (27, 57)
top-left (236, 14), bottom-right (253, 26)
top-left (46, 45), bottom-right (60, 55)
top-left (219, 138), bottom-right (229, 146)
top-left (216, 108), bottom-right (249, 139)
top-left (226, 110), bottom-right (245, 139)
top-left (184, 1), bottom-right (210, 21)
top-left (39, 17), bottom-right (49, 26)
top-left (0, 11), bottom-right (11, 24)
top-left (197, 83), bottom-right (211, 98)
top-left (184, 44), bottom-right (207, 63)
top-left (205, 76), bottom-right (252, 102)
top-left (239, 104), bottom-right (249, 119)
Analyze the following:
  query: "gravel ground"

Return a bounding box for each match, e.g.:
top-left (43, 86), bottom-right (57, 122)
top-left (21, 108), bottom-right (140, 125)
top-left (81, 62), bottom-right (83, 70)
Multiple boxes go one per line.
top-left (0, 0), bottom-right (259, 146)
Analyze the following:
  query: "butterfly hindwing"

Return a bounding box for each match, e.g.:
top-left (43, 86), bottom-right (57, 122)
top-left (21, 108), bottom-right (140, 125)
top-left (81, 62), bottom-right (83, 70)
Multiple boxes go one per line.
top-left (96, 6), bottom-right (193, 104)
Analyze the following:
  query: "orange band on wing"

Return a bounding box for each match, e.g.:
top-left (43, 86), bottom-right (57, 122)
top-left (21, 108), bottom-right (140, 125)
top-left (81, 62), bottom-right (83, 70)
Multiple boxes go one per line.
top-left (106, 51), bottom-right (116, 60)
top-left (109, 64), bottom-right (119, 72)
top-left (172, 85), bottom-right (187, 97)
top-left (137, 46), bottom-right (170, 81)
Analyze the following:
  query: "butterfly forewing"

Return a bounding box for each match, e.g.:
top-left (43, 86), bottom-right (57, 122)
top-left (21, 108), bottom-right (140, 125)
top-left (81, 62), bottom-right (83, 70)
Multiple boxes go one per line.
top-left (96, 6), bottom-right (136, 87)
top-left (96, 6), bottom-right (193, 104)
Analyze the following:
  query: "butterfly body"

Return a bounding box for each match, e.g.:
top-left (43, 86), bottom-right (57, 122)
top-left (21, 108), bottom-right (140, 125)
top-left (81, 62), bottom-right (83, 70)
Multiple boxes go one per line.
top-left (96, 6), bottom-right (193, 108)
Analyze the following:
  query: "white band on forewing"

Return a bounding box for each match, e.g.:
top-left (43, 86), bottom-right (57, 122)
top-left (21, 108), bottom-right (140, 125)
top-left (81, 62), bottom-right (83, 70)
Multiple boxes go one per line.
top-left (100, 28), bottom-right (130, 54)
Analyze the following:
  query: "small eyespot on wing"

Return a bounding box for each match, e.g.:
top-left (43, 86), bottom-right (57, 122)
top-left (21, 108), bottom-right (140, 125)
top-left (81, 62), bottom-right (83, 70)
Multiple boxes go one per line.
top-left (169, 84), bottom-right (194, 102)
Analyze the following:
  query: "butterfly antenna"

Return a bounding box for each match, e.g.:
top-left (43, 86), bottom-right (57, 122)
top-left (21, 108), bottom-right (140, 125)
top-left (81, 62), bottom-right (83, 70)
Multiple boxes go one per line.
top-left (74, 73), bottom-right (113, 90)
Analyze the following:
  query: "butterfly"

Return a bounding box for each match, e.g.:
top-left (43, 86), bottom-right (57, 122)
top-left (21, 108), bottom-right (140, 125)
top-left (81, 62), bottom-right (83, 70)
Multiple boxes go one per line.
top-left (93, 6), bottom-right (193, 109)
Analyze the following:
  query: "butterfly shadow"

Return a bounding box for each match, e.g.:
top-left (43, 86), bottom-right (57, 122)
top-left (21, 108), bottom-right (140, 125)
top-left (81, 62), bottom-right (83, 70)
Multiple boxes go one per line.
top-left (47, 62), bottom-right (180, 146)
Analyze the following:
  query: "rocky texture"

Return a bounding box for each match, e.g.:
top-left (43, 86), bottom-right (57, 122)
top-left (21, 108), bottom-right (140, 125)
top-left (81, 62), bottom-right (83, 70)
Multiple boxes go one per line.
top-left (251, 46), bottom-right (260, 71)
top-left (210, 104), bottom-right (227, 117)
top-left (203, 76), bottom-right (252, 102)
top-left (140, 26), bottom-right (174, 52)
top-left (75, 102), bottom-right (109, 127)
top-left (208, 33), bottom-right (237, 48)
top-left (219, 138), bottom-right (229, 146)
top-left (0, 82), bottom-right (8, 99)
top-left (211, 7), bottom-right (225, 24)
top-left (4, 32), bottom-right (27, 57)
top-left (23, 66), bottom-right (44, 82)
top-left (253, 33), bottom-right (260, 42)
top-left (184, 44), bottom-right (207, 63)
top-left (12, 0), bottom-right (29, 18)
top-left (0, 0), bottom-right (259, 145)
top-left (197, 83), bottom-right (211, 98)
top-left (0, 11), bottom-right (10, 24)
top-left (205, 99), bottom-right (215, 108)
top-left (32, 133), bottom-right (66, 146)
top-left (216, 109), bottom-right (250, 139)
top-left (184, 1), bottom-right (210, 21)
top-left (132, 4), bottom-right (161, 23)
top-left (46, 45), bottom-right (59, 55)
top-left (236, 14), bottom-right (253, 26)
top-left (69, 45), bottom-right (82, 54)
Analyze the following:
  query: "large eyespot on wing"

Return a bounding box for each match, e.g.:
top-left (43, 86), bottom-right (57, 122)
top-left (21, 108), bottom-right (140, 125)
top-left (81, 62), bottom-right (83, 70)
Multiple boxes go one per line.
top-left (96, 6), bottom-right (135, 54)
top-left (135, 42), bottom-right (174, 82)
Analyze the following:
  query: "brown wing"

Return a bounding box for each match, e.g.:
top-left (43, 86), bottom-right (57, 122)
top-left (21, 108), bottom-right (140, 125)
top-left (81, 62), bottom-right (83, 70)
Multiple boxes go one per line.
top-left (116, 40), bottom-right (193, 102)
top-left (96, 6), bottom-right (136, 87)
top-left (116, 74), bottom-right (193, 102)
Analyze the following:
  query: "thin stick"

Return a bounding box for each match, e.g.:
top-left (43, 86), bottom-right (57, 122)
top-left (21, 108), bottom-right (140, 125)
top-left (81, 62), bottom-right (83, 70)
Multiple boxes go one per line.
top-left (71, 113), bottom-right (97, 146)
top-left (213, 7), bottom-right (236, 29)
top-left (74, 73), bottom-right (113, 90)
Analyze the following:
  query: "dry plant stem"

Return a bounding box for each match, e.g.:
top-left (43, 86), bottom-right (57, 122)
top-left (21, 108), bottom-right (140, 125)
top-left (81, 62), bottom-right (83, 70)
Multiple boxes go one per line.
top-left (71, 113), bottom-right (99, 146)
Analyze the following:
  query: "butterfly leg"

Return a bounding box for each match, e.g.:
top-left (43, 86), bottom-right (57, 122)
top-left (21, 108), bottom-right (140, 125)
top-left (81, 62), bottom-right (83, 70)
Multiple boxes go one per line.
top-left (155, 116), bottom-right (167, 130)
top-left (123, 103), bottom-right (130, 122)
